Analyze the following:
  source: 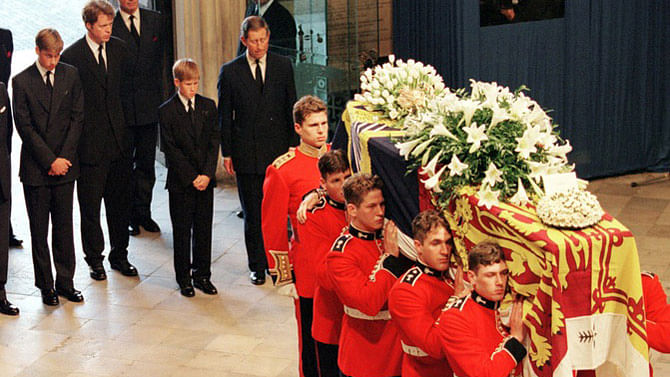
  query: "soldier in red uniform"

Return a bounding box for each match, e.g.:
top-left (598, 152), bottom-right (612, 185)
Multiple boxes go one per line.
top-left (435, 242), bottom-right (527, 377)
top-left (643, 271), bottom-right (670, 353)
top-left (389, 210), bottom-right (468, 377)
top-left (261, 95), bottom-right (328, 377)
top-left (294, 149), bottom-right (350, 377)
top-left (326, 173), bottom-right (413, 377)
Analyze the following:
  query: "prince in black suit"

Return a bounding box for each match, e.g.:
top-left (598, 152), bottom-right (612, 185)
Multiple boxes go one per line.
top-left (60, 0), bottom-right (137, 280)
top-left (112, 0), bottom-right (166, 235)
top-left (0, 82), bottom-right (18, 315)
top-left (12, 29), bottom-right (85, 305)
top-left (160, 59), bottom-right (219, 297)
top-left (218, 16), bottom-right (297, 285)
top-left (237, 0), bottom-right (297, 57)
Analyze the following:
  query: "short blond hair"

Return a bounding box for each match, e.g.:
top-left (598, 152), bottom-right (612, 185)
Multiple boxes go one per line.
top-left (36, 28), bottom-right (64, 52)
top-left (172, 58), bottom-right (200, 81)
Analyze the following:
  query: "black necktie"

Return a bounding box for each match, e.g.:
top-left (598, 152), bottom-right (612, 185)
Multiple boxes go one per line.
top-left (98, 44), bottom-right (106, 73)
top-left (45, 71), bottom-right (53, 93)
top-left (187, 99), bottom-right (195, 122)
top-left (129, 15), bottom-right (140, 46)
top-left (255, 59), bottom-right (263, 91)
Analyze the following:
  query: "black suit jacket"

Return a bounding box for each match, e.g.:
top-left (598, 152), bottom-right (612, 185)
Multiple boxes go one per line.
top-left (0, 28), bottom-right (12, 85)
top-left (12, 63), bottom-right (84, 186)
top-left (60, 36), bottom-right (130, 164)
top-left (159, 93), bottom-right (219, 192)
top-left (112, 8), bottom-right (166, 126)
top-left (237, 1), bottom-right (297, 56)
top-left (217, 52), bottom-right (297, 175)
top-left (0, 83), bottom-right (11, 203)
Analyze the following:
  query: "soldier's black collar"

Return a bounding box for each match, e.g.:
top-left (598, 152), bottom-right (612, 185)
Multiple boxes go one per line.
top-left (349, 225), bottom-right (383, 240)
top-left (416, 261), bottom-right (445, 277)
top-left (471, 291), bottom-right (500, 310)
top-left (326, 195), bottom-right (345, 210)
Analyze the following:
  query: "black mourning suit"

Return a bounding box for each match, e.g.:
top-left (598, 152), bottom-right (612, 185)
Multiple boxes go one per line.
top-left (0, 28), bottom-right (12, 85)
top-left (159, 93), bottom-right (219, 287)
top-left (12, 62), bottom-right (84, 291)
top-left (0, 83), bottom-right (11, 299)
top-left (112, 8), bottom-right (166, 225)
top-left (218, 52), bottom-right (297, 274)
top-left (60, 36), bottom-right (133, 267)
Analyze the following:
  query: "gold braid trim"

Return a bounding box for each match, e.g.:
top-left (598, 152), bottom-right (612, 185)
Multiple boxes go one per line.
top-left (268, 250), bottom-right (293, 286)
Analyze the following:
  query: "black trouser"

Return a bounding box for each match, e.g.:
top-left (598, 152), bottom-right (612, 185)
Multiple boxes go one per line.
top-left (236, 173), bottom-right (266, 273)
top-left (23, 182), bottom-right (76, 290)
top-left (316, 341), bottom-right (339, 377)
top-left (169, 186), bottom-right (213, 287)
top-left (129, 123), bottom-right (158, 222)
top-left (0, 198), bottom-right (8, 300)
top-left (78, 157), bottom-right (132, 266)
top-left (298, 296), bottom-right (319, 377)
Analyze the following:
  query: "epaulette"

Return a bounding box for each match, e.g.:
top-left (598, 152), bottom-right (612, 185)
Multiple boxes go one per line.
top-left (401, 266), bottom-right (422, 286)
top-left (310, 197), bottom-right (327, 213)
top-left (271, 148), bottom-right (296, 169)
top-left (444, 295), bottom-right (467, 311)
top-left (642, 271), bottom-right (656, 278)
top-left (331, 234), bottom-right (353, 253)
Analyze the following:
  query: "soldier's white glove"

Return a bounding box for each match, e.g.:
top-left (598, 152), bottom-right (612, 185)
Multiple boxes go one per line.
top-left (277, 283), bottom-right (299, 299)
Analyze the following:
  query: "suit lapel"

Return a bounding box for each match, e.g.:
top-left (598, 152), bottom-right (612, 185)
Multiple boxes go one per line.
top-left (29, 65), bottom-right (51, 114)
top-left (114, 13), bottom-right (138, 55)
top-left (193, 96), bottom-right (204, 143)
top-left (173, 95), bottom-right (195, 142)
top-left (50, 64), bottom-right (67, 118)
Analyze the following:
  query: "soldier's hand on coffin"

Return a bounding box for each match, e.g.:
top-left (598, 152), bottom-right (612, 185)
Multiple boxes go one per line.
top-left (383, 220), bottom-right (399, 257)
top-left (297, 190), bottom-right (320, 224)
top-left (509, 298), bottom-right (526, 342)
top-left (454, 265), bottom-right (471, 298)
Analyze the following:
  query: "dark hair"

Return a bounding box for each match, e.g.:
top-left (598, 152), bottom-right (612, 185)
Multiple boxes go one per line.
top-left (468, 242), bottom-right (504, 272)
top-left (293, 95), bottom-right (327, 125)
top-left (35, 28), bottom-right (64, 52)
top-left (82, 0), bottom-right (115, 25)
top-left (412, 210), bottom-right (449, 243)
top-left (343, 173), bottom-right (383, 207)
top-left (318, 150), bottom-right (349, 179)
top-left (240, 15), bottom-right (270, 39)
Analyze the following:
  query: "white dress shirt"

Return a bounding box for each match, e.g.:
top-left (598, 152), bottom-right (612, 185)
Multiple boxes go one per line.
top-left (85, 33), bottom-right (107, 68)
top-left (245, 52), bottom-right (267, 82)
top-left (119, 8), bottom-right (141, 34)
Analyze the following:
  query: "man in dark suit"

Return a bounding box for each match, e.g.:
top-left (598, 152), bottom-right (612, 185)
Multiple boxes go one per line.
top-left (237, 0), bottom-right (297, 57)
top-left (61, 0), bottom-right (138, 281)
top-left (12, 29), bottom-right (85, 306)
top-left (0, 82), bottom-right (19, 315)
top-left (0, 27), bottom-right (24, 248)
top-left (218, 16), bottom-right (297, 285)
top-left (112, 0), bottom-right (165, 236)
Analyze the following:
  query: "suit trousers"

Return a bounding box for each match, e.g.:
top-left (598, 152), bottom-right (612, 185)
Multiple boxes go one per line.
top-left (315, 341), bottom-right (340, 377)
top-left (78, 157), bottom-right (132, 266)
top-left (0, 198), bottom-right (8, 299)
top-left (129, 123), bottom-right (158, 221)
top-left (23, 182), bottom-right (76, 290)
top-left (168, 186), bottom-right (213, 287)
top-left (236, 173), bottom-right (267, 273)
top-left (297, 296), bottom-right (319, 377)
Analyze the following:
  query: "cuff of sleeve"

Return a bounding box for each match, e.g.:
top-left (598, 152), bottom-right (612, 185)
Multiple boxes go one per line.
top-left (503, 336), bottom-right (527, 364)
top-left (381, 254), bottom-right (414, 278)
top-left (268, 250), bottom-right (293, 286)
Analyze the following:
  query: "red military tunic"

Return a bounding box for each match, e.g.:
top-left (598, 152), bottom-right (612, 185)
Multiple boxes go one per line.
top-left (262, 142), bottom-right (327, 286)
top-left (642, 271), bottom-right (670, 353)
top-left (435, 291), bottom-right (527, 377)
top-left (326, 225), bottom-right (412, 377)
top-left (295, 196), bottom-right (347, 343)
top-left (389, 264), bottom-right (455, 377)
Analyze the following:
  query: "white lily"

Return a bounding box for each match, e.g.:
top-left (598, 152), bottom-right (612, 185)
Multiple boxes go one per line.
top-left (463, 122), bottom-right (489, 153)
top-left (388, 54), bottom-right (396, 64)
top-left (515, 124), bottom-right (542, 159)
top-left (447, 154), bottom-right (469, 177)
top-left (526, 160), bottom-right (549, 182)
top-left (430, 123), bottom-right (459, 141)
top-left (458, 99), bottom-right (479, 126)
top-left (548, 140), bottom-right (572, 158)
top-left (421, 165), bottom-right (447, 193)
top-left (477, 184), bottom-right (500, 210)
top-left (509, 177), bottom-right (530, 205)
top-left (482, 162), bottom-right (503, 187)
top-left (411, 137), bottom-right (435, 157)
top-left (395, 138), bottom-right (423, 159)
top-left (489, 106), bottom-right (510, 129)
top-left (420, 150), bottom-right (443, 177)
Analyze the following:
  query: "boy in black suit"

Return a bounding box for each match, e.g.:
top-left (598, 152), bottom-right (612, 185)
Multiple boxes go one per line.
top-left (160, 59), bottom-right (219, 297)
top-left (12, 29), bottom-right (84, 306)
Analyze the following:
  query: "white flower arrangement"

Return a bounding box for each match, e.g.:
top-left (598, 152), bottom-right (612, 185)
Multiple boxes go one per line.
top-left (395, 79), bottom-right (574, 209)
top-left (536, 188), bottom-right (604, 228)
top-left (354, 55), bottom-right (446, 123)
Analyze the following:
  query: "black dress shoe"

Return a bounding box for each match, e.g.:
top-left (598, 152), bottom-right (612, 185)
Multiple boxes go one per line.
top-left (179, 284), bottom-right (195, 297)
top-left (249, 271), bottom-right (265, 285)
top-left (193, 278), bottom-right (218, 295)
top-left (110, 260), bottom-right (138, 276)
top-left (140, 218), bottom-right (161, 233)
top-left (90, 264), bottom-right (107, 281)
top-left (129, 222), bottom-right (140, 236)
top-left (9, 235), bottom-right (22, 248)
top-left (0, 299), bottom-right (19, 316)
top-left (56, 287), bottom-right (84, 303)
top-left (41, 288), bottom-right (59, 306)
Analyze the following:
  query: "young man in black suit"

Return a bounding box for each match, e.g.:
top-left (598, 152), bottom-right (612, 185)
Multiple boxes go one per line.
top-left (112, 0), bottom-right (166, 236)
top-left (12, 29), bottom-right (85, 306)
top-left (0, 82), bottom-right (18, 315)
top-left (160, 59), bottom-right (219, 297)
top-left (61, 0), bottom-right (138, 281)
top-left (218, 15), bottom-right (297, 285)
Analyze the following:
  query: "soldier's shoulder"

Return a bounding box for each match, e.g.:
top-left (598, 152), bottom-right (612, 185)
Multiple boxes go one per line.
top-left (271, 148), bottom-right (296, 169)
top-left (331, 234), bottom-right (353, 253)
top-left (400, 266), bottom-right (422, 286)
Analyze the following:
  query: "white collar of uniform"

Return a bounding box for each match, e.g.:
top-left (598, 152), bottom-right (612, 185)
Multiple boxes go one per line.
top-left (259, 0), bottom-right (274, 16)
top-left (177, 91), bottom-right (195, 112)
top-left (119, 8), bottom-right (141, 31)
top-left (35, 59), bottom-right (56, 83)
